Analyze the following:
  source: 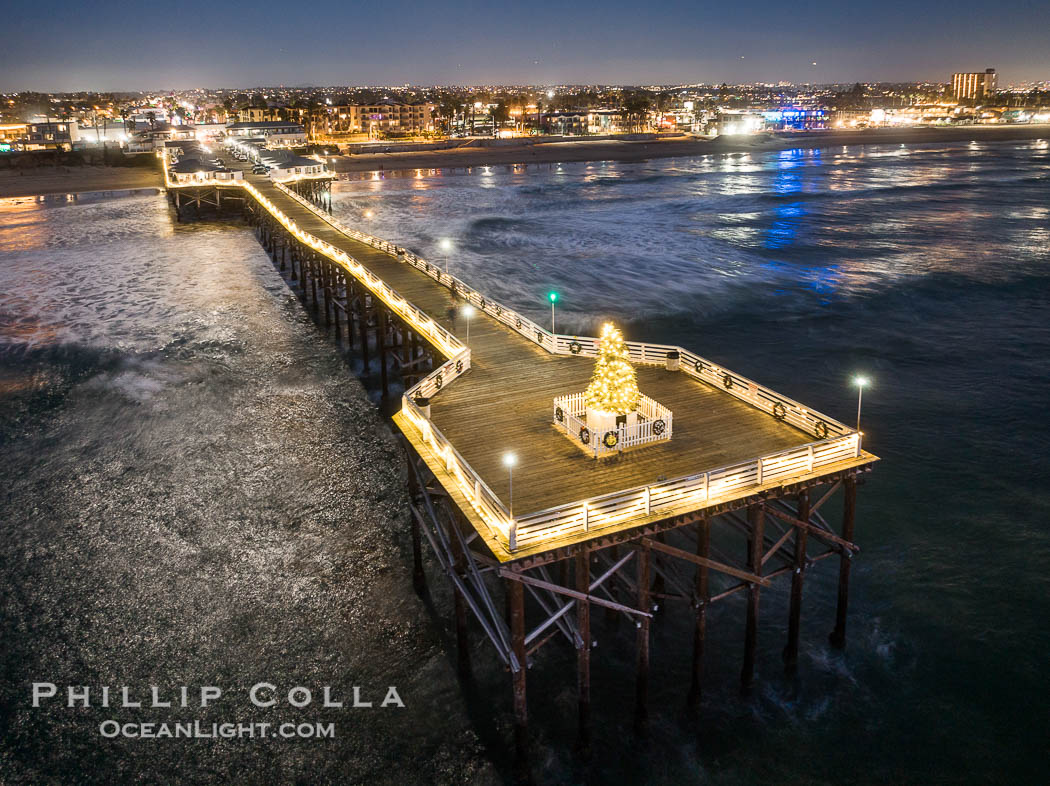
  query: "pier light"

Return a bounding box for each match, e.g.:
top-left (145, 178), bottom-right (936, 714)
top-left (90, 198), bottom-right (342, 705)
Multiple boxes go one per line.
top-left (439, 237), bottom-right (453, 274)
top-left (548, 291), bottom-right (558, 334)
top-left (853, 375), bottom-right (870, 432)
top-left (462, 304), bottom-right (476, 343)
top-left (503, 452), bottom-right (518, 519)
top-left (364, 209), bottom-right (374, 218)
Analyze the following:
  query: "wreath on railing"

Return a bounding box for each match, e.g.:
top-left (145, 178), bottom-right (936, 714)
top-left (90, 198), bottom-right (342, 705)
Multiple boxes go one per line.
top-left (653, 419), bottom-right (666, 436)
top-left (479, 298), bottom-right (485, 309)
top-left (695, 359), bottom-right (704, 373)
top-left (723, 373), bottom-right (733, 389)
top-left (603, 431), bottom-right (619, 448)
top-left (555, 406), bottom-right (565, 423)
top-left (569, 341), bottom-right (582, 355)
top-left (579, 427), bottom-right (591, 444)
top-left (455, 360), bottom-right (463, 374)
top-left (435, 374), bottom-right (443, 390)
top-left (814, 420), bottom-right (829, 439)
top-left (496, 306), bottom-right (502, 316)
top-left (772, 402), bottom-right (787, 421)
top-left (536, 330), bottom-right (543, 342)
top-left (515, 318), bottom-right (522, 329)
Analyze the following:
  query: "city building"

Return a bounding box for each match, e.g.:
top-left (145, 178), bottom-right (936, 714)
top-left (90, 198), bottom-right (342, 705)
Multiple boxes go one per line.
top-left (952, 69), bottom-right (997, 101)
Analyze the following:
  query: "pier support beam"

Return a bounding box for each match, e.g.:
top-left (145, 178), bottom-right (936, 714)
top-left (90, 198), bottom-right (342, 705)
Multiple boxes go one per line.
top-left (687, 517), bottom-right (710, 712)
top-left (741, 503), bottom-right (765, 694)
top-left (575, 549), bottom-right (591, 757)
top-left (634, 540), bottom-right (651, 737)
top-left (830, 476), bottom-right (857, 648)
top-left (784, 489), bottom-right (810, 671)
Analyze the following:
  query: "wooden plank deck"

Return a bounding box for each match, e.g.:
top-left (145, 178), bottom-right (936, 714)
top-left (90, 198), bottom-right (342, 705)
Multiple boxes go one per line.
top-left (246, 173), bottom-right (828, 518)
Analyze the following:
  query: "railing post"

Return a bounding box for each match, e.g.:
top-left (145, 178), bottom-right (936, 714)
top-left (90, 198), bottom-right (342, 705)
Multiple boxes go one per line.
top-left (807, 444), bottom-right (815, 473)
top-left (474, 479), bottom-right (481, 504)
top-left (509, 520), bottom-right (517, 551)
top-left (756, 457), bottom-right (764, 485)
top-left (644, 486), bottom-right (651, 515)
top-left (582, 504), bottom-right (589, 532)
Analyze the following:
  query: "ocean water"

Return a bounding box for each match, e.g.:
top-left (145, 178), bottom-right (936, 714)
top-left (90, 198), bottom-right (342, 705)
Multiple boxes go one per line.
top-left (331, 140), bottom-right (1050, 783)
top-left (1, 138), bottom-right (1048, 783)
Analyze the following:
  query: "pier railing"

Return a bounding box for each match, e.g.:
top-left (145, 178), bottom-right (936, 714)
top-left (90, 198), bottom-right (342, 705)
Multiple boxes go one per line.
top-left (259, 179), bottom-right (862, 553)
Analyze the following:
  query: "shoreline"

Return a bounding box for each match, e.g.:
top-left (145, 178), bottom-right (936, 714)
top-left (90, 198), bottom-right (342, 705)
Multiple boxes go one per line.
top-left (1, 123), bottom-right (1047, 199)
top-left (329, 123), bottom-right (1050, 176)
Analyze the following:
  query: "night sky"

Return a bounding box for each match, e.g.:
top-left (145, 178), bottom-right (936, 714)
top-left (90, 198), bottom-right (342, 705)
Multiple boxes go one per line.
top-left (3, 0), bottom-right (1049, 91)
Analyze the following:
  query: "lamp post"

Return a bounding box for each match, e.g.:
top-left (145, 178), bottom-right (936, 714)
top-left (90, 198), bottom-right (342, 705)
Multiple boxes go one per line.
top-left (853, 375), bottom-right (869, 432)
top-left (548, 291), bottom-right (558, 335)
top-left (439, 237), bottom-right (453, 276)
top-left (503, 452), bottom-right (518, 520)
top-left (462, 304), bottom-right (475, 344)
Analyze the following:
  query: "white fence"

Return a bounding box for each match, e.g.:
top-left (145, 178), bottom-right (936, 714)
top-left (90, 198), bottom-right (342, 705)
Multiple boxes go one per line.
top-left (266, 179), bottom-right (863, 553)
top-left (554, 392), bottom-right (672, 458)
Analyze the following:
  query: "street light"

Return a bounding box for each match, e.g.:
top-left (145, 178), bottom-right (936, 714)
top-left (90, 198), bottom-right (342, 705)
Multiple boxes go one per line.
top-left (853, 375), bottom-right (870, 432)
top-left (462, 304), bottom-right (475, 343)
top-left (503, 452), bottom-right (518, 519)
top-left (548, 291), bottom-right (558, 334)
top-left (439, 237), bottom-right (453, 275)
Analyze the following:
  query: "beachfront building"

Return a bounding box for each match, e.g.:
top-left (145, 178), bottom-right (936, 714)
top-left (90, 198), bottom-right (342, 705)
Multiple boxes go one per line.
top-left (313, 101), bottom-right (437, 139)
top-left (20, 120), bottom-right (80, 151)
top-left (952, 69), bottom-right (997, 101)
top-left (167, 157), bottom-right (244, 185)
top-left (761, 108), bottom-right (828, 131)
top-left (225, 121), bottom-right (307, 147)
top-left (237, 106), bottom-right (284, 123)
top-left (125, 123), bottom-right (194, 153)
top-left (263, 152), bottom-right (328, 181)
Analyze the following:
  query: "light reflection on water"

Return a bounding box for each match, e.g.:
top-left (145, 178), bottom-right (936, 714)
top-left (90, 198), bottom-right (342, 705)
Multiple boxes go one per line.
top-left (329, 140), bottom-right (1050, 336)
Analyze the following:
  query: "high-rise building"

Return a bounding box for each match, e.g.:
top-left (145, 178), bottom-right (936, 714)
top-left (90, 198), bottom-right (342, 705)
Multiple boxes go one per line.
top-left (952, 69), bottom-right (998, 101)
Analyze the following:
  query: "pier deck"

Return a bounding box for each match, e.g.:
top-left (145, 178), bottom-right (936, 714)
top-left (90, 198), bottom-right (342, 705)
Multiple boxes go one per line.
top-left (164, 156), bottom-right (874, 563)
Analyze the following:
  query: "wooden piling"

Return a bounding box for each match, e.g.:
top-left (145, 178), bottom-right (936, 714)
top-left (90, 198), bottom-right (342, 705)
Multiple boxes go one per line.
top-left (741, 503), bottom-right (765, 693)
top-left (635, 540), bottom-right (650, 737)
top-left (405, 460), bottom-right (426, 594)
top-left (448, 513), bottom-right (471, 678)
top-left (378, 307), bottom-right (389, 399)
top-left (830, 476), bottom-right (857, 648)
top-left (575, 549), bottom-right (591, 756)
top-left (508, 577), bottom-right (528, 775)
top-left (784, 489), bottom-right (810, 671)
top-left (687, 517), bottom-right (710, 711)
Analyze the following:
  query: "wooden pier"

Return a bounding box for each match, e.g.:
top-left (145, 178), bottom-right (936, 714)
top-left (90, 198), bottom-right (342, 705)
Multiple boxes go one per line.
top-left (163, 148), bottom-right (878, 773)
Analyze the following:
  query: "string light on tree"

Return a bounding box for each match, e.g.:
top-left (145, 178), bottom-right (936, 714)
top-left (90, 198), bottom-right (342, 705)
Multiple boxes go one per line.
top-left (585, 323), bottom-right (640, 415)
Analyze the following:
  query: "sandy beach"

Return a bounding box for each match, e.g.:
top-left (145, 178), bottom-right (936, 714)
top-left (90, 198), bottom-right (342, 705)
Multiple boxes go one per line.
top-left (0, 166), bottom-right (162, 199)
top-left (329, 123), bottom-right (1050, 175)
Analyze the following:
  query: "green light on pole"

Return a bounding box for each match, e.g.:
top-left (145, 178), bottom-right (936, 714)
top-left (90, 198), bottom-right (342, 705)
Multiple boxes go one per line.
top-left (549, 292), bottom-right (558, 335)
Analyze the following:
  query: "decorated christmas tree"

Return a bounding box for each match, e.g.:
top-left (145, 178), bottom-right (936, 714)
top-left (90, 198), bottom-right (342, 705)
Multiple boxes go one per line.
top-left (584, 323), bottom-right (640, 415)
